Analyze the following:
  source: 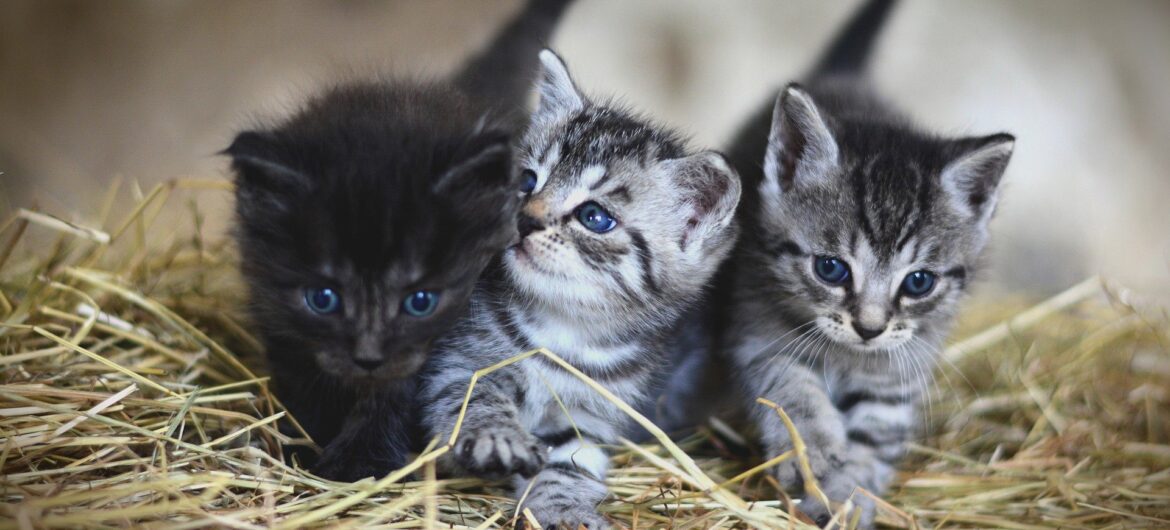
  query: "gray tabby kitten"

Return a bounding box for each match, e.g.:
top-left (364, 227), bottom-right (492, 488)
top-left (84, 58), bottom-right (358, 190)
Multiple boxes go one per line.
top-left (660, 0), bottom-right (1014, 526)
top-left (421, 50), bottom-right (741, 529)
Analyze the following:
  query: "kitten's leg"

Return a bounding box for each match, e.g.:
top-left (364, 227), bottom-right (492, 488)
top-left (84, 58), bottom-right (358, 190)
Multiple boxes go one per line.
top-left (743, 362), bottom-right (864, 524)
top-left (750, 363), bottom-right (915, 527)
top-left (746, 363), bottom-right (847, 487)
top-left (312, 387), bottom-right (413, 482)
top-left (269, 360), bottom-right (352, 471)
top-left (514, 433), bottom-right (611, 529)
top-left (802, 387), bottom-right (916, 526)
top-left (423, 364), bottom-right (545, 478)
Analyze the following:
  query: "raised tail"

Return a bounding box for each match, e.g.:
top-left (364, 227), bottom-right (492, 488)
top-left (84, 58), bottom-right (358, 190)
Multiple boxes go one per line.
top-left (453, 0), bottom-right (576, 121)
top-left (809, 0), bottom-right (898, 78)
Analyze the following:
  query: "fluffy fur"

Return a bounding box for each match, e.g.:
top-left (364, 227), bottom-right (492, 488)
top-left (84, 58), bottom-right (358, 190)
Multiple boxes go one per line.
top-left (227, 0), bottom-right (575, 481)
top-left (421, 50), bottom-right (741, 529)
top-left (655, 0), bottom-right (1015, 526)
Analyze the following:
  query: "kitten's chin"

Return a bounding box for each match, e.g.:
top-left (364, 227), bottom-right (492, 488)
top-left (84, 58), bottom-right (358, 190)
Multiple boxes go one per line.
top-left (504, 244), bottom-right (554, 283)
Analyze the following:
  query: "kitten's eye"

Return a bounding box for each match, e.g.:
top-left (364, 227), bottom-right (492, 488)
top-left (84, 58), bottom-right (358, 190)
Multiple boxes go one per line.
top-left (901, 270), bottom-right (936, 297)
top-left (402, 290), bottom-right (440, 317)
top-left (813, 257), bottom-right (851, 285)
top-left (519, 169), bottom-right (538, 194)
top-left (575, 201), bottom-right (617, 233)
top-left (304, 288), bottom-right (341, 315)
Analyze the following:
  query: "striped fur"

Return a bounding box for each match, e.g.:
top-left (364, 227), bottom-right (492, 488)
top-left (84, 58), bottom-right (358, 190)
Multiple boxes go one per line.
top-left (421, 50), bottom-right (741, 529)
top-left (655, 2), bottom-right (1015, 526)
top-left (716, 80), bottom-right (1012, 525)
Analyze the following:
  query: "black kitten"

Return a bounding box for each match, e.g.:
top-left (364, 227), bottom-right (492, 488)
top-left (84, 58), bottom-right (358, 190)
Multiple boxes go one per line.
top-left (227, 0), bottom-right (575, 481)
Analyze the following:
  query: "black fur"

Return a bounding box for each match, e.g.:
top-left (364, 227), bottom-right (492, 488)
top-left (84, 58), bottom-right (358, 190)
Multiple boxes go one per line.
top-left (227, 0), bottom-right (574, 481)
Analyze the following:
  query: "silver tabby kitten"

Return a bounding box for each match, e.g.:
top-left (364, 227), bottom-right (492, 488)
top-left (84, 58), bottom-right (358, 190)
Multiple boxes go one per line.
top-left (420, 50), bottom-right (741, 529)
top-left (660, 0), bottom-right (1014, 526)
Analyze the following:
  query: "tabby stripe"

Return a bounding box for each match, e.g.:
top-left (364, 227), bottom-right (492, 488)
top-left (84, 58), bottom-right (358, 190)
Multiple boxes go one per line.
top-left (588, 171), bottom-right (612, 191)
top-left (606, 267), bottom-right (642, 304)
top-left (767, 239), bottom-right (805, 257)
top-left (848, 430), bottom-right (902, 463)
top-left (491, 303), bottom-right (531, 351)
top-left (628, 228), bottom-right (659, 294)
top-left (835, 389), bottom-right (910, 412)
top-left (853, 167), bottom-right (880, 249)
top-left (537, 428), bottom-right (601, 448)
top-left (543, 461), bottom-right (600, 481)
top-left (604, 185), bottom-right (631, 203)
top-left (847, 429), bottom-right (880, 448)
top-left (896, 165), bottom-right (929, 251)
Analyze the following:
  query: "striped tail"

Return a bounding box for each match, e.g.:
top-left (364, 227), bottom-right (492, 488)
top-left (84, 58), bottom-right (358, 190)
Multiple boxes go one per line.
top-left (809, 0), bottom-right (898, 79)
top-left (452, 0), bottom-right (576, 122)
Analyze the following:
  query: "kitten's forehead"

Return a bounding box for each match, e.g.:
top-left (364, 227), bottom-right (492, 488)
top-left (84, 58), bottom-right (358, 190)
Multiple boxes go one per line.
top-left (845, 155), bottom-right (939, 256)
top-left (782, 155), bottom-right (971, 268)
top-left (526, 106), bottom-right (684, 187)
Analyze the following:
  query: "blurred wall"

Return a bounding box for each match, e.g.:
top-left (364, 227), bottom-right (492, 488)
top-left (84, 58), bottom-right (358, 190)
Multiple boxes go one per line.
top-left (2, 0), bottom-right (1168, 293)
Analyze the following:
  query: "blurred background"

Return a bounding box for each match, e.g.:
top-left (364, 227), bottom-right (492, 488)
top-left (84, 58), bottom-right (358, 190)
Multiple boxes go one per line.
top-left (2, 0), bottom-right (1168, 295)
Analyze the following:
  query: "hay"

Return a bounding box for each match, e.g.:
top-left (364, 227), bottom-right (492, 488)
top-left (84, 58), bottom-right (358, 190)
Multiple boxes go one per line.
top-left (1, 180), bottom-right (1167, 529)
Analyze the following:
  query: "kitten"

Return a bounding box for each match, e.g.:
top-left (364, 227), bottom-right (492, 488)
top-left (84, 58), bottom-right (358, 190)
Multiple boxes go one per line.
top-left (227, 0), bottom-right (575, 482)
top-left (661, 0), bottom-right (1015, 525)
top-left (420, 50), bottom-right (741, 529)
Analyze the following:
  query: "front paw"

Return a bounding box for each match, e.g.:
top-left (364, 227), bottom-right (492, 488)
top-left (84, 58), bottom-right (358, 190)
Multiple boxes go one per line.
top-left (771, 443), bottom-right (839, 490)
top-left (456, 422), bottom-right (546, 479)
top-left (313, 453), bottom-right (390, 482)
top-left (517, 475), bottom-right (610, 529)
top-left (798, 492), bottom-right (874, 529)
top-left (518, 505), bottom-right (610, 530)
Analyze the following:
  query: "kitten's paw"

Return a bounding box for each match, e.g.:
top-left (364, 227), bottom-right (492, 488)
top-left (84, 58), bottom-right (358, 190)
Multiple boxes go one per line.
top-left (313, 453), bottom-right (384, 482)
top-left (516, 507), bottom-right (610, 530)
top-left (770, 443), bottom-right (841, 489)
top-left (311, 439), bottom-right (405, 482)
top-left (772, 459), bottom-right (802, 489)
top-left (798, 492), bottom-right (874, 529)
top-left (456, 423), bottom-right (546, 478)
top-left (515, 466), bottom-right (610, 529)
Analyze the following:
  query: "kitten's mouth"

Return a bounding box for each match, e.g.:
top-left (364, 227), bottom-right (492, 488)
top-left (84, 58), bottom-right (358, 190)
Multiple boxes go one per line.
top-left (507, 242), bottom-right (540, 270)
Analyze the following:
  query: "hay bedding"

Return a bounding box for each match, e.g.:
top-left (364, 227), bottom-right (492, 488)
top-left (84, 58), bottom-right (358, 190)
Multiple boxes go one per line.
top-left (1, 180), bottom-right (1167, 529)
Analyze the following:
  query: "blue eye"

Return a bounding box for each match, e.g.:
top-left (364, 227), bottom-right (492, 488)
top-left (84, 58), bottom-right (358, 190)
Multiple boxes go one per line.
top-left (519, 169), bottom-right (538, 194)
top-left (575, 201), bottom-right (617, 233)
top-left (402, 290), bottom-right (439, 317)
top-left (901, 270), bottom-right (936, 297)
top-left (813, 257), bottom-right (850, 284)
top-left (304, 288), bottom-right (341, 315)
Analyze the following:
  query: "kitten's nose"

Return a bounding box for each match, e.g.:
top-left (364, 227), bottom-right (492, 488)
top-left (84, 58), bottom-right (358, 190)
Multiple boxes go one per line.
top-left (851, 322), bottom-right (885, 341)
top-left (353, 358), bottom-right (383, 371)
top-left (517, 214), bottom-right (545, 238)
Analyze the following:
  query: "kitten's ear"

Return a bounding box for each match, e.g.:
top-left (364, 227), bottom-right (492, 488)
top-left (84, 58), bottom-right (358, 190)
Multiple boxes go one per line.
top-left (940, 133), bottom-right (1015, 223)
top-left (223, 130), bottom-right (310, 212)
top-left (431, 132), bottom-right (513, 195)
top-left (666, 151), bottom-right (743, 252)
top-left (762, 84), bottom-right (839, 194)
top-left (533, 49), bottom-right (585, 120)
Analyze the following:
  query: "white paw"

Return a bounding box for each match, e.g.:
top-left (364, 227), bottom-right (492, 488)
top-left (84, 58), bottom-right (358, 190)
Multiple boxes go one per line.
top-left (520, 500), bottom-right (610, 529)
top-left (456, 423), bottom-right (546, 478)
top-left (516, 467), bottom-right (610, 529)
